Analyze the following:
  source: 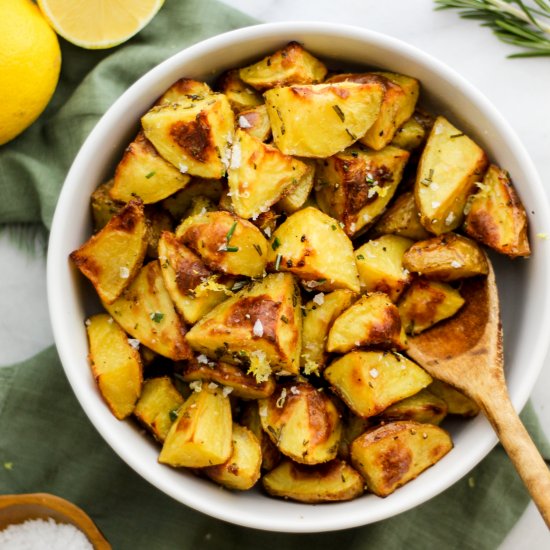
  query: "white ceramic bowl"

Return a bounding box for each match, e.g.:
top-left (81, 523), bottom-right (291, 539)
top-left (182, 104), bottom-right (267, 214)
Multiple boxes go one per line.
top-left (47, 22), bottom-right (550, 532)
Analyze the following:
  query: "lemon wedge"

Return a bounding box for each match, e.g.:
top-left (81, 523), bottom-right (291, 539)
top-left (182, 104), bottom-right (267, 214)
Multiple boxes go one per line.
top-left (37, 0), bottom-right (165, 49)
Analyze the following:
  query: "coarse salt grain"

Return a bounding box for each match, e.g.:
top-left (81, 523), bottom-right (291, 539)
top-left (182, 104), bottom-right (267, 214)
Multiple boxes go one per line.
top-left (222, 386), bottom-right (233, 397)
top-left (207, 382), bottom-right (219, 390)
top-left (312, 293), bottom-right (325, 305)
top-left (189, 380), bottom-right (203, 392)
top-left (264, 227), bottom-right (272, 238)
top-left (197, 354), bottom-right (209, 364)
top-left (178, 163), bottom-right (188, 174)
top-left (119, 266), bottom-right (130, 279)
top-left (445, 212), bottom-right (455, 226)
top-left (369, 368), bottom-right (379, 378)
top-left (238, 115), bottom-right (252, 129)
top-left (451, 260), bottom-right (462, 268)
top-left (431, 201), bottom-right (441, 209)
top-left (253, 319), bottom-right (264, 337)
top-left (230, 142), bottom-right (241, 169)
top-left (127, 338), bottom-right (140, 350)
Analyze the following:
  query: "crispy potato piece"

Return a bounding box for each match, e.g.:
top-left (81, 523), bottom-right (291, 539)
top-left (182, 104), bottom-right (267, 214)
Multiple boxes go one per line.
top-left (158, 232), bottom-right (230, 324)
top-left (185, 273), bottom-right (302, 375)
top-left (142, 94), bottom-right (234, 179)
top-left (159, 387), bottom-right (232, 468)
top-left (144, 205), bottom-right (173, 259)
top-left (217, 69), bottom-right (263, 112)
top-left (204, 423), bottom-right (262, 490)
top-left (104, 261), bottom-right (193, 361)
top-left (301, 289), bottom-right (356, 372)
top-left (236, 104), bottom-right (272, 142)
top-left (266, 207), bottom-right (360, 293)
top-left (379, 389), bottom-right (448, 425)
top-left (402, 233), bottom-right (489, 281)
top-left (350, 421), bottom-right (452, 496)
top-left (324, 351), bottom-right (432, 417)
top-left (391, 117), bottom-right (426, 151)
top-left (276, 160), bottom-right (316, 214)
top-left (315, 145), bottom-right (410, 237)
top-left (161, 178), bottom-right (224, 221)
top-left (415, 116), bottom-right (488, 235)
top-left (327, 292), bottom-right (407, 353)
top-left (111, 132), bottom-right (190, 204)
top-left (239, 41), bottom-right (327, 91)
top-left (157, 78), bottom-right (212, 105)
top-left (176, 210), bottom-right (268, 278)
top-left (265, 81), bottom-right (384, 158)
top-left (90, 179), bottom-right (124, 231)
top-left (133, 376), bottom-right (185, 442)
top-left (398, 278), bottom-right (465, 334)
top-left (180, 360), bottom-right (276, 400)
top-left (86, 313), bottom-right (142, 420)
top-left (371, 191), bottom-right (431, 240)
top-left (259, 381), bottom-right (342, 465)
top-left (464, 164), bottom-right (530, 257)
top-left (355, 235), bottom-right (414, 301)
top-left (338, 413), bottom-right (372, 461)
top-left (70, 200), bottom-right (148, 304)
top-left (227, 129), bottom-right (308, 219)
top-left (263, 459), bottom-right (364, 503)
top-left (428, 380), bottom-right (480, 417)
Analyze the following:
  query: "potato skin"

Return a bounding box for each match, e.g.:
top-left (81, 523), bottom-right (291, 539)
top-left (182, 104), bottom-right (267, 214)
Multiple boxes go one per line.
top-left (379, 389), bottom-right (448, 425)
top-left (428, 380), bottom-right (480, 417)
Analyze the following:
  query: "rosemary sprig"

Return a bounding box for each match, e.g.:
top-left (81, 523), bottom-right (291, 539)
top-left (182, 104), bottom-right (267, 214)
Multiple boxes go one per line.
top-left (435, 0), bottom-right (550, 57)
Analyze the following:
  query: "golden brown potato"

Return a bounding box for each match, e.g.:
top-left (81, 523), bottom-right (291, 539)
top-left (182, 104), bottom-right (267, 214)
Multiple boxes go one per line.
top-left (259, 381), bottom-right (342, 464)
top-left (111, 132), bottom-right (190, 204)
top-left (217, 69), bottom-right (263, 112)
top-left (70, 200), bottom-right (148, 304)
top-left (185, 273), bottom-right (302, 376)
top-left (90, 179), bottom-right (124, 232)
top-left (415, 116), bottom-right (488, 235)
top-left (133, 376), bottom-right (185, 442)
top-left (391, 117), bottom-right (426, 151)
top-left (103, 260), bottom-right (193, 361)
top-left (239, 41), bottom-right (327, 91)
top-left (315, 145), bottom-right (410, 237)
top-left (262, 459), bottom-right (364, 503)
top-left (464, 164), bottom-right (530, 257)
top-left (350, 421), bottom-right (452, 496)
top-left (227, 129), bottom-right (308, 219)
top-left (265, 81), bottom-right (384, 158)
top-left (159, 387), bottom-right (232, 468)
top-left (86, 313), bottom-right (142, 420)
top-left (266, 206), bottom-right (360, 293)
top-left (180, 360), bottom-right (276, 400)
top-left (176, 210), bottom-right (268, 278)
top-left (428, 380), bottom-right (480, 417)
top-left (275, 160), bottom-right (316, 214)
top-left (370, 191), bottom-right (431, 240)
top-left (161, 178), bottom-right (224, 221)
top-left (156, 78), bottom-right (212, 105)
top-left (144, 205), bottom-right (173, 259)
top-left (327, 292), bottom-right (407, 353)
top-left (204, 423), bottom-right (262, 490)
top-left (398, 278), bottom-right (465, 334)
top-left (402, 233), bottom-right (489, 281)
top-left (301, 289), bottom-right (356, 372)
top-left (236, 104), bottom-right (272, 142)
top-left (142, 94), bottom-right (234, 179)
top-left (355, 235), bottom-right (413, 301)
top-left (379, 389), bottom-right (448, 425)
top-left (324, 351), bottom-right (432, 417)
top-left (337, 413), bottom-right (372, 461)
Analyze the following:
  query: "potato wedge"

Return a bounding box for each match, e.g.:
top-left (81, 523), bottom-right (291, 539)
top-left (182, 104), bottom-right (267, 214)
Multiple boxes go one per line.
top-left (86, 313), bottom-right (142, 420)
top-left (236, 104), bottom-right (272, 142)
top-left (428, 380), bottom-right (480, 417)
top-left (402, 233), bottom-right (489, 281)
top-left (350, 421), bottom-right (452, 496)
top-left (355, 235), bottom-right (413, 301)
top-left (327, 293), bottom-right (407, 353)
top-left (263, 459), bottom-right (364, 503)
top-left (276, 160), bottom-right (316, 214)
top-left (265, 81), bottom-right (384, 158)
top-left (161, 178), bottom-right (224, 221)
top-left (185, 273), bottom-right (302, 375)
top-left (157, 78), bottom-right (212, 105)
top-left (142, 94), bottom-right (234, 179)
top-left (217, 69), bottom-right (263, 112)
top-left (204, 424), bottom-right (262, 490)
top-left (398, 278), bottom-right (465, 334)
top-left (324, 351), bottom-right (432, 417)
top-left (391, 117), bottom-right (426, 151)
top-left (259, 381), bottom-right (342, 464)
top-left (70, 199), bottom-right (148, 304)
top-left (159, 387), bottom-right (232, 468)
top-left (144, 205), bottom-right (173, 259)
top-left (176, 210), bottom-right (268, 278)
top-left (227, 129), bottom-right (308, 219)
top-left (315, 145), bottom-right (410, 237)
top-left (90, 179), bottom-right (124, 232)
top-left (338, 413), bottom-right (372, 461)
top-left (379, 389), bottom-right (448, 425)
top-left (133, 376), bottom-right (185, 442)
top-left (239, 41), bottom-right (327, 91)
top-left (266, 206), bottom-right (360, 293)
top-left (464, 164), bottom-right (530, 257)
top-left (415, 116), bottom-right (488, 235)
top-left (104, 261), bottom-right (193, 361)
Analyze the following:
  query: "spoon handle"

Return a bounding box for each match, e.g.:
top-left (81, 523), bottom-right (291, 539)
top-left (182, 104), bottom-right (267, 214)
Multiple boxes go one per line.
top-left (480, 390), bottom-right (550, 528)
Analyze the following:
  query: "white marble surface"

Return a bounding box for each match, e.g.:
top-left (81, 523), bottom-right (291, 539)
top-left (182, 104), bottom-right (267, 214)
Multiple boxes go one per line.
top-left (0, 0), bottom-right (548, 546)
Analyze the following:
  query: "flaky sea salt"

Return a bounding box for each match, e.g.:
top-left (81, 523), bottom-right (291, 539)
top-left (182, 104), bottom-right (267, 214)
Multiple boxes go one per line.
top-left (451, 260), bottom-right (462, 268)
top-left (127, 338), bottom-right (140, 350)
top-left (238, 115), bottom-right (252, 129)
top-left (253, 319), bottom-right (264, 337)
top-left (119, 266), bottom-right (130, 279)
top-left (312, 293), bottom-right (325, 306)
top-left (197, 354), bottom-right (209, 364)
top-left (369, 368), bottom-right (379, 379)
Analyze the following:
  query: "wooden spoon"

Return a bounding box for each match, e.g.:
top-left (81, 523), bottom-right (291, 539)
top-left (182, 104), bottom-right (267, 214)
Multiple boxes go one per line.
top-left (407, 259), bottom-right (550, 528)
top-left (0, 493), bottom-right (111, 549)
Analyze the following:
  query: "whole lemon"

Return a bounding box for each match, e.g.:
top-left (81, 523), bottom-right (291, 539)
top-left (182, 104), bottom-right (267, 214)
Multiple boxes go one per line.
top-left (0, 0), bottom-right (61, 145)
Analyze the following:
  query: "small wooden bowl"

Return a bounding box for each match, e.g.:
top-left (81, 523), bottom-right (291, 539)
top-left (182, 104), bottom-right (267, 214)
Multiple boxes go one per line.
top-left (0, 493), bottom-right (111, 549)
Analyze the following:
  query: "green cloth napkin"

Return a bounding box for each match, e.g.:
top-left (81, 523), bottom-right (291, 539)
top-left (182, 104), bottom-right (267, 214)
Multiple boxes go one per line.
top-left (0, 0), bottom-right (548, 548)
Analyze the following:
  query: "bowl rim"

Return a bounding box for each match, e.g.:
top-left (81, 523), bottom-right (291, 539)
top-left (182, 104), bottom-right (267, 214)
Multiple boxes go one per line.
top-left (47, 21), bottom-right (550, 532)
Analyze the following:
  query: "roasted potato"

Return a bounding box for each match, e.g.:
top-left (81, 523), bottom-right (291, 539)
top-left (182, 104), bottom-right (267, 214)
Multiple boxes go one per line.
top-left (217, 69), bottom-right (263, 112)
top-left (324, 351), bottom-right (432, 417)
top-left (379, 389), bottom-right (448, 425)
top-left (86, 313), bottom-right (143, 420)
top-left (157, 78), bottom-right (212, 105)
top-left (276, 160), bottom-right (316, 214)
top-left (90, 179), bottom-right (124, 231)
top-left (350, 421), bottom-right (452, 496)
top-left (428, 380), bottom-right (480, 417)
top-left (391, 117), bottom-right (426, 151)
top-left (144, 205), bottom-right (173, 259)
top-left (236, 104), bottom-right (271, 142)
top-left (337, 413), bottom-right (372, 461)
top-left (161, 178), bottom-right (224, 221)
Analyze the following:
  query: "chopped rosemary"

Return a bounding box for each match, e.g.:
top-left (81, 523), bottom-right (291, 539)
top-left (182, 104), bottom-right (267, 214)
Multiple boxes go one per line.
top-left (225, 246), bottom-right (239, 252)
top-left (450, 132), bottom-right (465, 138)
top-left (332, 104), bottom-right (346, 122)
top-left (272, 236), bottom-right (281, 250)
top-left (226, 221), bottom-right (237, 243)
top-left (356, 254), bottom-right (365, 260)
top-left (145, 171), bottom-right (156, 179)
top-left (253, 243), bottom-right (263, 256)
top-left (150, 312), bottom-right (164, 323)
top-left (420, 168), bottom-right (435, 186)
top-left (345, 128), bottom-right (357, 141)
